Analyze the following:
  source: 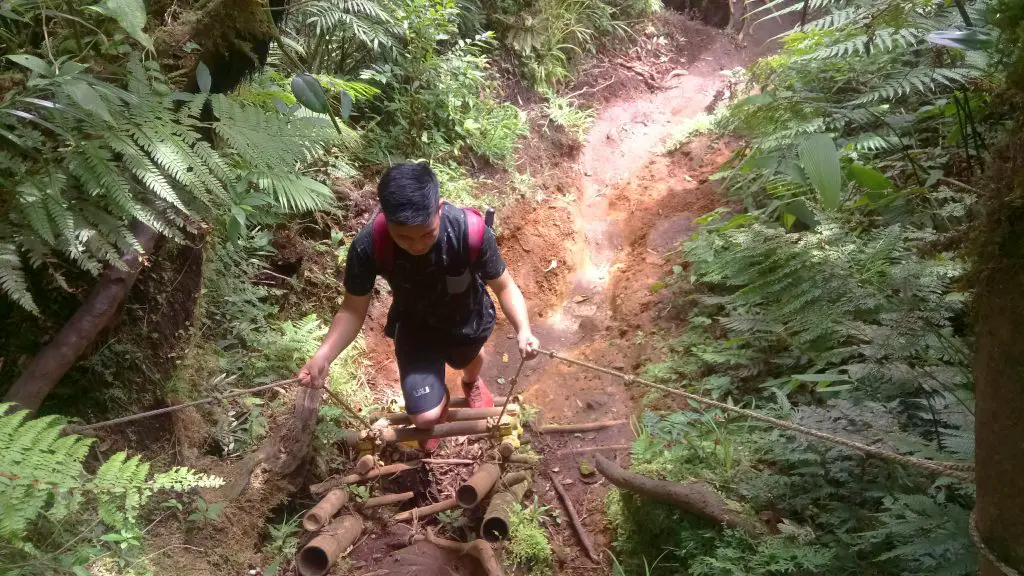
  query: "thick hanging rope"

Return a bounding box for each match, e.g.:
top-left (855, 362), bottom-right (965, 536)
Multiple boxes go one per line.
top-left (537, 348), bottom-right (974, 481)
top-left (66, 377), bottom-right (301, 433)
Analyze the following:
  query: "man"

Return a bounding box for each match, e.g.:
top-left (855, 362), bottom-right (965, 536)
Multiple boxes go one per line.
top-left (298, 162), bottom-right (540, 451)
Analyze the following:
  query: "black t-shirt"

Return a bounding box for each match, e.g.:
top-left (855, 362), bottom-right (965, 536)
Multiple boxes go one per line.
top-left (344, 203), bottom-right (507, 342)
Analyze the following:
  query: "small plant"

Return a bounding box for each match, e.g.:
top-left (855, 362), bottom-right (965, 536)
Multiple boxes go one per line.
top-left (506, 499), bottom-right (554, 575)
top-left (542, 89), bottom-right (595, 142)
top-left (437, 508), bottom-right (473, 539)
top-left (188, 497), bottom-right (227, 525)
top-left (347, 484), bottom-right (371, 502)
top-left (263, 514), bottom-right (302, 565)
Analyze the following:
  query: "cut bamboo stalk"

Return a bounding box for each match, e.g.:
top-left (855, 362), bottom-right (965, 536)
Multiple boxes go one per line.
top-left (357, 491), bottom-right (414, 510)
top-left (296, 515), bottom-right (364, 576)
top-left (385, 406), bottom-right (517, 425)
top-left (457, 462), bottom-right (502, 508)
top-left (504, 454), bottom-right (541, 465)
top-left (302, 488), bottom-right (349, 531)
top-left (354, 454), bottom-right (375, 475)
top-left (536, 420), bottom-right (628, 434)
top-left (393, 497), bottom-right (459, 522)
top-left (310, 460), bottom-right (421, 497)
top-left (481, 474), bottom-right (532, 542)
top-left (448, 396), bottom-right (508, 409)
top-left (495, 471), bottom-right (530, 491)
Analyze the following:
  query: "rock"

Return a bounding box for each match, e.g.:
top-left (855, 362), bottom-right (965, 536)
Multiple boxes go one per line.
top-left (579, 460), bottom-right (596, 477)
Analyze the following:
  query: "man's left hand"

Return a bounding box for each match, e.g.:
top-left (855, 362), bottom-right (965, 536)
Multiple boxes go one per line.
top-left (518, 330), bottom-right (540, 360)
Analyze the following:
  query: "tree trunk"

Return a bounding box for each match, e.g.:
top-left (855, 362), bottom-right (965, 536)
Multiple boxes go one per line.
top-left (973, 114), bottom-right (1024, 575)
top-left (3, 221), bottom-right (159, 411)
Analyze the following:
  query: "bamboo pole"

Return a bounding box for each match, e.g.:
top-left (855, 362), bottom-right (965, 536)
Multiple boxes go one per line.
top-left (296, 515), bottom-right (363, 576)
top-left (393, 497), bottom-right (459, 522)
top-left (456, 463), bottom-right (502, 508)
top-left (302, 489), bottom-right (349, 531)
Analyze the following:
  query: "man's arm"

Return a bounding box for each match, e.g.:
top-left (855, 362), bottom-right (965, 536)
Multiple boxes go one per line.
top-left (298, 293), bottom-right (371, 387)
top-left (486, 270), bottom-right (540, 359)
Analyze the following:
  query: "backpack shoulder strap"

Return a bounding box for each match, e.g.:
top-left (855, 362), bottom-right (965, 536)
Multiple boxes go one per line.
top-left (463, 207), bottom-right (486, 266)
top-left (371, 211), bottom-right (394, 275)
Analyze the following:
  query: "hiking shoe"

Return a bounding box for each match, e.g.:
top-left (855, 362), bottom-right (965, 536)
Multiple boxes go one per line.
top-left (461, 377), bottom-right (494, 409)
top-left (418, 398), bottom-right (449, 453)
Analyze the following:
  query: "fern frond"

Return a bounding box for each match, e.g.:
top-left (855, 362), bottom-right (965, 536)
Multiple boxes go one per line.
top-left (849, 68), bottom-right (973, 106)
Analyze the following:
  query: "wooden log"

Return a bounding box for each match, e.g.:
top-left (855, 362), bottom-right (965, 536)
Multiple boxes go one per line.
top-left (594, 455), bottom-right (765, 537)
top-left (393, 497), bottom-right (459, 522)
top-left (548, 472), bottom-right (599, 562)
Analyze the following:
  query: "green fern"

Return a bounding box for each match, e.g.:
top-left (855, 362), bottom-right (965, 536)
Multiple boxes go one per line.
top-left (0, 403), bottom-right (224, 570)
top-left (0, 51), bottom-right (343, 312)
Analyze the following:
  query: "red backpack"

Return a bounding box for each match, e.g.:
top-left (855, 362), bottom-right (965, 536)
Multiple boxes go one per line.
top-left (371, 205), bottom-right (493, 274)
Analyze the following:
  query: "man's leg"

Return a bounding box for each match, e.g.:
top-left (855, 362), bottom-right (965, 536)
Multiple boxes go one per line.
top-left (394, 323), bottom-right (449, 433)
top-left (448, 339), bottom-right (493, 409)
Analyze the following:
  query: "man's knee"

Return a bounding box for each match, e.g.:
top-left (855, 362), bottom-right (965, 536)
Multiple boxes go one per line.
top-left (409, 400), bottom-right (446, 428)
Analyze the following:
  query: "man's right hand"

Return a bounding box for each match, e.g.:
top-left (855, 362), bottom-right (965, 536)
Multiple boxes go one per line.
top-left (298, 352), bottom-right (331, 388)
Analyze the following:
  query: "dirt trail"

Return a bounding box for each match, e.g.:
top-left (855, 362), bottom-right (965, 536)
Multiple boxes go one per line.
top-left (463, 22), bottom-right (778, 573)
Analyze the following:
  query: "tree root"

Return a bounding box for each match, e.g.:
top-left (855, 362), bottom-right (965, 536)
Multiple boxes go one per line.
top-left (412, 528), bottom-right (503, 576)
top-left (594, 455), bottom-right (765, 537)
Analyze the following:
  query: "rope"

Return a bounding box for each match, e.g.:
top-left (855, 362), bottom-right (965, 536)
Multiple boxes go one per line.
top-left (970, 509), bottom-right (1021, 576)
top-left (66, 377), bottom-right (301, 433)
top-left (537, 348), bottom-right (975, 481)
top-left (496, 356), bottom-right (528, 424)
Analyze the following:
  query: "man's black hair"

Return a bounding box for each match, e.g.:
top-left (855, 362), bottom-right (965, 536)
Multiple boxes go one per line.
top-left (377, 162), bottom-right (440, 226)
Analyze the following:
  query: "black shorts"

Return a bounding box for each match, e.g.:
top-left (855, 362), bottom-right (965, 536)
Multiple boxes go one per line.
top-left (394, 322), bottom-right (487, 415)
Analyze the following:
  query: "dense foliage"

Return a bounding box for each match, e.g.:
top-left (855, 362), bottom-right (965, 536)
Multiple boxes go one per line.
top-left (0, 0), bottom-right (656, 570)
top-left (608, 0), bottom-right (1011, 573)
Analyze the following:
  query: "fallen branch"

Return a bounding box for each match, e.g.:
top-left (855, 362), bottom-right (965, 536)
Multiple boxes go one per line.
top-left (536, 420), bottom-right (628, 434)
top-left (393, 497), bottom-right (459, 522)
top-left (311, 461), bottom-right (422, 497)
top-left (548, 473), bottom-right (599, 562)
top-left (421, 458), bottom-right (477, 465)
top-left (594, 455), bottom-right (765, 537)
top-left (412, 528), bottom-right (503, 576)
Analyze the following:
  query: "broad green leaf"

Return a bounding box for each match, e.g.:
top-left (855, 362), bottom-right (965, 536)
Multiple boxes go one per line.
top-left (926, 30), bottom-right (994, 51)
top-left (340, 89), bottom-right (353, 120)
top-left (263, 558), bottom-right (283, 576)
top-left (65, 81), bottom-right (113, 123)
top-left (196, 62), bottom-right (212, 94)
top-left (799, 133), bottom-right (841, 210)
top-left (6, 54), bottom-right (52, 76)
top-left (847, 163), bottom-right (892, 192)
top-left (88, 0), bottom-right (153, 51)
top-left (291, 74), bottom-right (329, 114)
